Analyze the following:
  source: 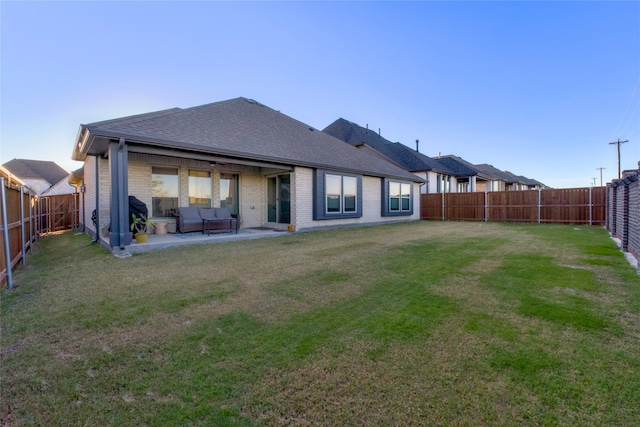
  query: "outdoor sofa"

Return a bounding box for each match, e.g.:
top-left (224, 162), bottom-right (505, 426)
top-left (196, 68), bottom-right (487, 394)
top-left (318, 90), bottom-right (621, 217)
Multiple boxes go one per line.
top-left (177, 207), bottom-right (239, 234)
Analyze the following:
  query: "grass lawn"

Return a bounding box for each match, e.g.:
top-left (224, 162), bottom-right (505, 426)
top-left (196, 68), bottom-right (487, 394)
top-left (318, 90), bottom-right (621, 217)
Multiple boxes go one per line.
top-left (1, 221), bottom-right (639, 426)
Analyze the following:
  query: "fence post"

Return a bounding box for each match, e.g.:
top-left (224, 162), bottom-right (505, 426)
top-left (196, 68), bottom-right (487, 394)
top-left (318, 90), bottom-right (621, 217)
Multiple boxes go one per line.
top-left (589, 187), bottom-right (593, 225)
top-left (29, 192), bottom-right (34, 252)
top-left (441, 190), bottom-right (445, 221)
top-left (484, 191), bottom-right (488, 222)
top-left (20, 186), bottom-right (26, 265)
top-left (1, 177), bottom-right (13, 289)
top-left (538, 188), bottom-right (541, 224)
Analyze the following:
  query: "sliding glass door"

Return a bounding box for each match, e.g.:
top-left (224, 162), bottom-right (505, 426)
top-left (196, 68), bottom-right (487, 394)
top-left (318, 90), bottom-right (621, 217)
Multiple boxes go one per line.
top-left (267, 174), bottom-right (290, 224)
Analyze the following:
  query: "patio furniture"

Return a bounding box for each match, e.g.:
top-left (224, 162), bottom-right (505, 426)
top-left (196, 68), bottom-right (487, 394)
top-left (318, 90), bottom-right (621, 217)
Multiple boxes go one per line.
top-left (177, 207), bottom-right (239, 234)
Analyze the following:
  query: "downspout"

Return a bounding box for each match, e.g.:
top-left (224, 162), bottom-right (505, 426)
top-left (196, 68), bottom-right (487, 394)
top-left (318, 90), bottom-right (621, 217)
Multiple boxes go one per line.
top-left (81, 183), bottom-right (86, 232)
top-left (419, 181), bottom-right (426, 219)
top-left (92, 155), bottom-right (100, 243)
top-left (425, 172), bottom-right (430, 194)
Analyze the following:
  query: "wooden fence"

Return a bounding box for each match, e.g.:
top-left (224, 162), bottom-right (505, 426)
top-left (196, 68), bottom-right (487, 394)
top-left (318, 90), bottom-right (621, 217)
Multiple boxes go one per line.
top-left (421, 187), bottom-right (606, 225)
top-left (1, 178), bottom-right (79, 287)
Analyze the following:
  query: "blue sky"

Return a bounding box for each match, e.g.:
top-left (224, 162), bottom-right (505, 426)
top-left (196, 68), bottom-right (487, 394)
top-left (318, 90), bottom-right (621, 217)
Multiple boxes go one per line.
top-left (1, 1), bottom-right (638, 188)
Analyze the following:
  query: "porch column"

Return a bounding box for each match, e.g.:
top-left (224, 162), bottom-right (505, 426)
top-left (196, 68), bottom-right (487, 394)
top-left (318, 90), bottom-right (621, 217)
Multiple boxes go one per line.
top-left (109, 138), bottom-right (131, 249)
top-left (470, 176), bottom-right (476, 192)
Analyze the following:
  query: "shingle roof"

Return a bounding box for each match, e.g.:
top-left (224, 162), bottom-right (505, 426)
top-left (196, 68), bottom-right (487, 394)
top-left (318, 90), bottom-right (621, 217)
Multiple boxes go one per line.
top-left (433, 155), bottom-right (480, 177)
top-left (323, 118), bottom-right (395, 149)
top-left (473, 163), bottom-right (516, 182)
top-left (76, 98), bottom-right (421, 182)
top-left (2, 159), bottom-right (69, 186)
top-left (323, 118), bottom-right (456, 175)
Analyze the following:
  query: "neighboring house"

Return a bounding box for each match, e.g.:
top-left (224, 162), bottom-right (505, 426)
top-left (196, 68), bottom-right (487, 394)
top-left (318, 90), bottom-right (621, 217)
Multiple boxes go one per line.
top-left (431, 155), bottom-right (491, 193)
top-left (435, 156), bottom-right (546, 192)
top-left (71, 97), bottom-right (424, 251)
top-left (2, 159), bottom-right (74, 195)
top-left (0, 164), bottom-right (27, 189)
top-left (517, 176), bottom-right (546, 190)
top-left (323, 118), bottom-right (457, 194)
top-left (501, 170), bottom-right (531, 191)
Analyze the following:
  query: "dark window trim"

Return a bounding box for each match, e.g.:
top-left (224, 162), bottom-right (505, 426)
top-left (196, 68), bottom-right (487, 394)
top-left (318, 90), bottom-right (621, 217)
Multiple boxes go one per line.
top-left (313, 169), bottom-right (363, 220)
top-left (381, 178), bottom-right (414, 217)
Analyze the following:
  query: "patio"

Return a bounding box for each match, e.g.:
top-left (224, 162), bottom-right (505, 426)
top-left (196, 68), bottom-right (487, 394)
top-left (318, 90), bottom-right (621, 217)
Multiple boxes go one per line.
top-left (114, 227), bottom-right (291, 256)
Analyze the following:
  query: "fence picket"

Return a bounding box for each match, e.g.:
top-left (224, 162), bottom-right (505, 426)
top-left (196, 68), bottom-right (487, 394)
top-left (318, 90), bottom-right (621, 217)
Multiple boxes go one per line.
top-left (421, 187), bottom-right (606, 225)
top-left (1, 185), bottom-right (79, 287)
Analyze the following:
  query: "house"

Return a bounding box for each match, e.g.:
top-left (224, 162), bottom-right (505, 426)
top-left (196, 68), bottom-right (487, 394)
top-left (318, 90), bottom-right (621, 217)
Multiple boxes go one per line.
top-left (0, 164), bottom-right (26, 189)
top-left (435, 156), bottom-right (546, 192)
top-left (323, 118), bottom-right (457, 194)
top-left (2, 159), bottom-right (74, 195)
top-left (431, 155), bottom-right (495, 192)
top-left (71, 97), bottom-right (424, 251)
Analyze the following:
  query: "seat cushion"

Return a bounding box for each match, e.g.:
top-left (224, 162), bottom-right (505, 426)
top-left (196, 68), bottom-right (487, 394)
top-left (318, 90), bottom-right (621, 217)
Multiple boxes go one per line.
top-left (215, 207), bottom-right (233, 218)
top-left (178, 207), bottom-right (200, 220)
top-left (198, 208), bottom-right (217, 220)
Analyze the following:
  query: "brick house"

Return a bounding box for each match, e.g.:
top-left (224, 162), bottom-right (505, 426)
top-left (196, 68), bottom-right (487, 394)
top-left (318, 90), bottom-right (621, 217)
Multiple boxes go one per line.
top-left (71, 98), bottom-right (424, 251)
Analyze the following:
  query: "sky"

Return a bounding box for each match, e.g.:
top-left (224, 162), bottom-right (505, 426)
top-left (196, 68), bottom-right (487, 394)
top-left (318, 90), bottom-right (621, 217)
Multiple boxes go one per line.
top-left (1, 1), bottom-right (639, 189)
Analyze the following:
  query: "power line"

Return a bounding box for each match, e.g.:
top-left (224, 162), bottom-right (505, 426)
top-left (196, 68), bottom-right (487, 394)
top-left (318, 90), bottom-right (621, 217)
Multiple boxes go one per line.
top-left (612, 77), bottom-right (640, 138)
top-left (609, 139), bottom-right (629, 179)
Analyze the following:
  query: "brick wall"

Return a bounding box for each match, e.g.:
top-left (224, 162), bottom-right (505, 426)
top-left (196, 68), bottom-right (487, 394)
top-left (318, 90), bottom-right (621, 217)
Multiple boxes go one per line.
top-left (85, 153), bottom-right (422, 238)
top-left (239, 174), bottom-right (264, 228)
top-left (606, 164), bottom-right (640, 266)
top-left (615, 182), bottom-right (627, 244)
top-left (628, 177), bottom-right (640, 261)
top-left (294, 167), bottom-right (420, 231)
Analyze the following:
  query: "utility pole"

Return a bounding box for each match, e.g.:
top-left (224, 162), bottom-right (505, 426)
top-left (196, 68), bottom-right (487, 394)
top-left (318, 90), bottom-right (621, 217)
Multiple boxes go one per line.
top-left (591, 177), bottom-right (597, 187)
top-left (596, 167), bottom-right (606, 186)
top-left (609, 139), bottom-right (628, 179)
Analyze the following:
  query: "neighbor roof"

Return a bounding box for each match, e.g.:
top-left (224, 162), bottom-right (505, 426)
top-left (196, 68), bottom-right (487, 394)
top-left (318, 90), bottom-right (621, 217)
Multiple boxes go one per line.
top-left (433, 155), bottom-right (481, 177)
top-left (323, 118), bottom-right (456, 175)
top-left (472, 163), bottom-right (516, 183)
top-left (2, 159), bottom-right (69, 186)
top-left (73, 98), bottom-right (422, 182)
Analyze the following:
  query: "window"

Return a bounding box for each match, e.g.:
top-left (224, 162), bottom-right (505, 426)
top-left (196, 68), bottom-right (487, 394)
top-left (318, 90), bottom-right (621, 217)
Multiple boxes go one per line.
top-left (313, 170), bottom-right (362, 220)
top-left (325, 174), bottom-right (357, 214)
top-left (188, 170), bottom-right (211, 207)
top-left (382, 179), bottom-right (413, 217)
top-left (152, 167), bottom-right (179, 217)
top-left (220, 173), bottom-right (239, 215)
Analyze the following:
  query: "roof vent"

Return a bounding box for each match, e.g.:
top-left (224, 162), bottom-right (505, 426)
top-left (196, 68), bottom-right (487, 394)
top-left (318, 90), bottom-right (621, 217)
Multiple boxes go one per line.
top-left (245, 98), bottom-right (258, 105)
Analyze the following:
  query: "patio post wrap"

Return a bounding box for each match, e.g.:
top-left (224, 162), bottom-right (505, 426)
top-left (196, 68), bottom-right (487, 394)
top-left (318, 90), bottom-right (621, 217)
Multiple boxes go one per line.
top-left (109, 138), bottom-right (131, 249)
top-left (92, 155), bottom-right (100, 243)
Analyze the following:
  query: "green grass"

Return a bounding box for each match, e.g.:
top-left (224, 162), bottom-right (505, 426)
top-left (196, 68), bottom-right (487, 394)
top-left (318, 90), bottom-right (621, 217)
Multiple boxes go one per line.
top-left (2, 222), bottom-right (640, 426)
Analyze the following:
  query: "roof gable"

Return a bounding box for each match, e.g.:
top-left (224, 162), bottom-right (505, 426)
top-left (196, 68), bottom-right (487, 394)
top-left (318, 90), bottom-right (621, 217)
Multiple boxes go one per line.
top-left (2, 159), bottom-right (69, 186)
top-left (76, 98), bottom-right (422, 182)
